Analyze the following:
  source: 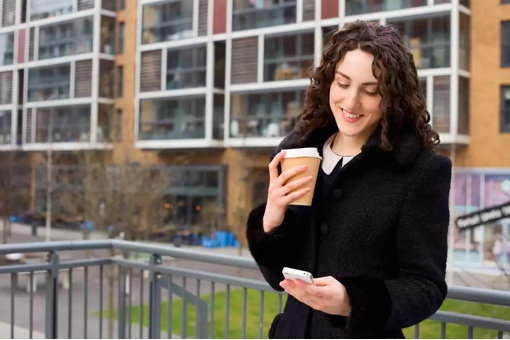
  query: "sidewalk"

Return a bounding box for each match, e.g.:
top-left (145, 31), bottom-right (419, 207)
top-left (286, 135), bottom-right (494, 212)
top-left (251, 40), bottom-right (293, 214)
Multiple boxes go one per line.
top-left (0, 321), bottom-right (45, 339)
top-left (0, 221), bottom-right (254, 258)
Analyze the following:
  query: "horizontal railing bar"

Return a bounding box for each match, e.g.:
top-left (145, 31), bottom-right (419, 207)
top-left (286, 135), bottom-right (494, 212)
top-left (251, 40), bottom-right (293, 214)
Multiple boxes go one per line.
top-left (1, 240), bottom-right (510, 307)
top-left (0, 240), bottom-right (113, 254)
top-left (112, 240), bottom-right (260, 270)
top-left (0, 263), bottom-right (50, 274)
top-left (58, 258), bottom-right (112, 269)
top-left (430, 311), bottom-right (510, 332)
top-left (113, 258), bottom-right (276, 291)
top-left (447, 285), bottom-right (510, 307)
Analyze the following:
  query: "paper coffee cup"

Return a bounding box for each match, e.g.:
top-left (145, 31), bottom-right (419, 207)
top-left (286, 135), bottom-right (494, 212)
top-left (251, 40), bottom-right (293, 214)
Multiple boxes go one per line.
top-left (281, 148), bottom-right (322, 206)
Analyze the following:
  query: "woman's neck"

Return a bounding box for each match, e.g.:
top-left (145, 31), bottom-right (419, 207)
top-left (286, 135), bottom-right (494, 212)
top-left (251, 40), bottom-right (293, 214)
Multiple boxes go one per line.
top-left (331, 133), bottom-right (367, 156)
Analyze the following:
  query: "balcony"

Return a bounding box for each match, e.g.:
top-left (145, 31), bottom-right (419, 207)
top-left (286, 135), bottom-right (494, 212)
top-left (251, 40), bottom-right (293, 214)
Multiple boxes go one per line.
top-left (29, 0), bottom-right (95, 22)
top-left (227, 89), bottom-right (303, 147)
top-left (232, 0), bottom-right (297, 31)
top-left (0, 240), bottom-right (509, 338)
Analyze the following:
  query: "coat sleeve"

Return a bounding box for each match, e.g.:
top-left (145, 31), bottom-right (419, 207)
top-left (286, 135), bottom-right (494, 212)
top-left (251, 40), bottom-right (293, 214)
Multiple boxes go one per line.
top-left (332, 155), bottom-right (452, 336)
top-left (246, 132), bottom-right (304, 291)
top-left (246, 202), bottom-right (300, 291)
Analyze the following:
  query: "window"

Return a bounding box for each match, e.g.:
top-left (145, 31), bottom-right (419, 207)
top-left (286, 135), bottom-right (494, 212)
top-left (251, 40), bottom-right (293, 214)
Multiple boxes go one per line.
top-left (160, 166), bottom-right (226, 230)
top-left (459, 13), bottom-right (470, 71)
top-left (433, 76), bottom-right (450, 133)
top-left (0, 33), bottom-right (15, 66)
top-left (230, 89), bottom-right (304, 138)
top-left (28, 64), bottom-right (71, 102)
top-left (118, 22), bottom-right (125, 54)
top-left (101, 16), bottom-right (116, 55)
top-left (38, 17), bottom-right (93, 60)
top-left (142, 1), bottom-right (193, 44)
top-left (501, 86), bottom-right (510, 133)
top-left (502, 22), bottom-right (510, 67)
top-left (389, 15), bottom-right (451, 69)
top-left (0, 111), bottom-right (12, 144)
top-left (460, 0), bottom-right (469, 7)
top-left (117, 66), bottom-right (124, 97)
top-left (232, 0), bottom-right (297, 31)
top-left (30, 0), bottom-right (74, 21)
top-left (166, 45), bottom-right (207, 90)
top-left (458, 76), bottom-right (470, 135)
top-left (102, 0), bottom-right (116, 11)
top-left (35, 105), bottom-right (91, 143)
top-left (119, 0), bottom-right (126, 10)
top-left (346, 0), bottom-right (426, 16)
top-left (115, 109), bottom-right (123, 142)
top-left (264, 32), bottom-right (314, 82)
top-left (503, 0), bottom-right (510, 4)
top-left (139, 96), bottom-right (206, 140)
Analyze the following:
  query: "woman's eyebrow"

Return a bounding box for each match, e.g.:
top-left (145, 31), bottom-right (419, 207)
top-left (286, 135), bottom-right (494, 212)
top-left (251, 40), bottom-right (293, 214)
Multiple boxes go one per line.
top-left (335, 71), bottom-right (378, 86)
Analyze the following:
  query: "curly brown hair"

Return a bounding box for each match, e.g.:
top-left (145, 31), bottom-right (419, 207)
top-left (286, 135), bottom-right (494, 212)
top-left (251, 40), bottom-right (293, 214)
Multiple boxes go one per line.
top-left (297, 20), bottom-right (439, 152)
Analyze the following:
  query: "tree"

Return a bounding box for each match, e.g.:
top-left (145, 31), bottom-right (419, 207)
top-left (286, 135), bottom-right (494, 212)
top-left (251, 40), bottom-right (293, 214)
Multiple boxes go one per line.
top-left (0, 151), bottom-right (31, 243)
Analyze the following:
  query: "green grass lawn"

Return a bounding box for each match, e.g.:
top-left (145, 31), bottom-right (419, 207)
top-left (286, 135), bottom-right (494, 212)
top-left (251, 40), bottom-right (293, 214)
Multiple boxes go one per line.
top-left (102, 288), bottom-right (510, 339)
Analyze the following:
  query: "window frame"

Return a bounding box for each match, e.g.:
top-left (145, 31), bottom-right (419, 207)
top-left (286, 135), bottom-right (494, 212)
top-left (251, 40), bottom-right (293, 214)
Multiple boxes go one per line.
top-left (166, 45), bottom-right (207, 90)
top-left (502, 21), bottom-right (510, 67)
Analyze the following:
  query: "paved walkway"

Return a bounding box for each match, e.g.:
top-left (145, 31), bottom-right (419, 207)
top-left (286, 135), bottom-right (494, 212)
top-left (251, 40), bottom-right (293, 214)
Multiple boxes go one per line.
top-left (0, 321), bottom-right (45, 339)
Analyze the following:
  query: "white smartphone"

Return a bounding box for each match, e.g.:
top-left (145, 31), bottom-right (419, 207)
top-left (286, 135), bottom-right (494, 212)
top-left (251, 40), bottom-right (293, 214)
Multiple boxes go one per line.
top-left (282, 267), bottom-right (315, 285)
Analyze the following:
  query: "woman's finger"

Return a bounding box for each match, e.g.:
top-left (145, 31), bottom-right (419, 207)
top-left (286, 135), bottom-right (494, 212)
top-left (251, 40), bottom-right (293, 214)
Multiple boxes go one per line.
top-left (268, 151), bottom-right (286, 182)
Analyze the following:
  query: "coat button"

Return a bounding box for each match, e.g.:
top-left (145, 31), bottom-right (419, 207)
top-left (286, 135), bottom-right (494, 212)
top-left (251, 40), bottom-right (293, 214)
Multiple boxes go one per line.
top-left (320, 223), bottom-right (329, 235)
top-left (333, 189), bottom-right (343, 199)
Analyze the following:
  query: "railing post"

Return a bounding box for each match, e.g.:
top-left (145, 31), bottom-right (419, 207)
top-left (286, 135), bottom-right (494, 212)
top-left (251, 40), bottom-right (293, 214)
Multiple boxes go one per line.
top-left (149, 254), bottom-right (162, 339)
top-left (45, 252), bottom-right (59, 339)
top-left (117, 265), bottom-right (126, 339)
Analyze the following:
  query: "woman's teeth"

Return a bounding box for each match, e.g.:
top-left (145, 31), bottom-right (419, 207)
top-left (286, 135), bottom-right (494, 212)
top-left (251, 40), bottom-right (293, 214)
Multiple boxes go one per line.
top-left (344, 111), bottom-right (361, 119)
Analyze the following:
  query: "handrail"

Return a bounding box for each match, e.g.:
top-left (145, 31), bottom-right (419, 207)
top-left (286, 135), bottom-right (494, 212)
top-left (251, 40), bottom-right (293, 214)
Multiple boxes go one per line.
top-left (1, 239), bottom-right (509, 306)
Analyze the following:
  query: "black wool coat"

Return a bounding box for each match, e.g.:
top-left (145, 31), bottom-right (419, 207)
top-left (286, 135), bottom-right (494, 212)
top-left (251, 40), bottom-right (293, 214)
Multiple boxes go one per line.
top-left (246, 126), bottom-right (452, 339)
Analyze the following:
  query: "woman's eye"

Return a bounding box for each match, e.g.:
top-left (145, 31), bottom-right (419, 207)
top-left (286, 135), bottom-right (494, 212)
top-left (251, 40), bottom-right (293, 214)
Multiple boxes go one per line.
top-left (337, 83), bottom-right (349, 88)
top-left (365, 90), bottom-right (378, 96)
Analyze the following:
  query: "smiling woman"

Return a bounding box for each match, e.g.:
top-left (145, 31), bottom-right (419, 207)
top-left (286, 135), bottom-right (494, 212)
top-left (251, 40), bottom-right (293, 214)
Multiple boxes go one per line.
top-left (246, 20), bottom-right (452, 339)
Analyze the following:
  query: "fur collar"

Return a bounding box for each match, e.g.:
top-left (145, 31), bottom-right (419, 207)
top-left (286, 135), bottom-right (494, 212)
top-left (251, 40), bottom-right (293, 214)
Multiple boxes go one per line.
top-left (276, 124), bottom-right (422, 167)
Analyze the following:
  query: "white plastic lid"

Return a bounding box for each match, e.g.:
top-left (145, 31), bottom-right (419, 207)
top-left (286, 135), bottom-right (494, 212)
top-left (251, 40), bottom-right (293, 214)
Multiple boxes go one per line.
top-left (282, 147), bottom-right (322, 159)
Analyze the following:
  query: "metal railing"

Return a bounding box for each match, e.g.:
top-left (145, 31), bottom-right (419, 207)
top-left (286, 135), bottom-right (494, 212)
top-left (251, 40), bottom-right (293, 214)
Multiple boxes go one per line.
top-left (0, 240), bottom-right (509, 339)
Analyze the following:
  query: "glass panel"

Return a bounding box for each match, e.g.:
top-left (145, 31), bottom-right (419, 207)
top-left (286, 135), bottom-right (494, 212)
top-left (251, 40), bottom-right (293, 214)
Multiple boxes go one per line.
top-left (0, 33), bottom-right (15, 66)
top-left (501, 22), bottom-right (510, 67)
top-left (28, 63), bottom-right (71, 102)
top-left (419, 77), bottom-right (427, 103)
top-left (166, 45), bottom-right (207, 90)
top-left (142, 1), bottom-right (194, 44)
top-left (433, 76), bottom-right (450, 133)
top-left (0, 110), bottom-right (12, 144)
top-left (101, 16), bottom-right (116, 55)
top-left (98, 104), bottom-right (113, 142)
top-left (214, 41), bottom-right (226, 89)
top-left (38, 16), bottom-right (94, 60)
top-left (264, 31), bottom-right (314, 82)
top-left (434, 0), bottom-right (450, 3)
top-left (459, 13), bottom-right (470, 71)
top-left (458, 76), bottom-right (469, 135)
top-left (345, 0), bottom-right (427, 16)
top-left (139, 97), bottom-right (206, 140)
top-left (460, 0), bottom-right (469, 7)
top-left (102, 0), bottom-right (116, 11)
top-left (31, 0), bottom-right (74, 21)
top-left (230, 89), bottom-right (304, 138)
top-left (232, 0), bottom-right (297, 31)
top-left (389, 15), bottom-right (451, 69)
top-left (501, 86), bottom-right (510, 133)
top-left (213, 94), bottom-right (224, 140)
top-left (322, 26), bottom-right (337, 48)
top-left (35, 105), bottom-right (91, 143)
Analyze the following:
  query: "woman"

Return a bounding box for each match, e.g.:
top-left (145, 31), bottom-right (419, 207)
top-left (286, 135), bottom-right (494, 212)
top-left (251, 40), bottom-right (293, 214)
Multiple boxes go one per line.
top-left (246, 20), bottom-right (452, 339)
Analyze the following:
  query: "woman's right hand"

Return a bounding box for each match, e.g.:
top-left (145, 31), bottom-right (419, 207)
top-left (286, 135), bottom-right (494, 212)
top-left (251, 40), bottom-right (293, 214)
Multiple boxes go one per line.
top-left (263, 151), bottom-right (313, 233)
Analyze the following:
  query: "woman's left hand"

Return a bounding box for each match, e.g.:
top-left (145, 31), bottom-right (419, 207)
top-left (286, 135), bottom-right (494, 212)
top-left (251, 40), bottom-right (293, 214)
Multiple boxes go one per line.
top-left (280, 276), bottom-right (351, 316)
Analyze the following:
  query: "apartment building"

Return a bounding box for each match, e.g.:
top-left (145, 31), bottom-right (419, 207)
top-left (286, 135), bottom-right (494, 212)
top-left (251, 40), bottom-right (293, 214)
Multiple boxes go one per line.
top-left (0, 0), bottom-right (508, 271)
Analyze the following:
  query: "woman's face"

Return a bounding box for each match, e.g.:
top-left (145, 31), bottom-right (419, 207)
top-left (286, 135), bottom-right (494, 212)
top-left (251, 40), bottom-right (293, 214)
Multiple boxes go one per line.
top-left (329, 49), bottom-right (383, 141)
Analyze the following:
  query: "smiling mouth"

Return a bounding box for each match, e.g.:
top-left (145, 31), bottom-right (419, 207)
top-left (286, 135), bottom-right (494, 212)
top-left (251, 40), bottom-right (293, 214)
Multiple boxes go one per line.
top-left (341, 108), bottom-right (363, 119)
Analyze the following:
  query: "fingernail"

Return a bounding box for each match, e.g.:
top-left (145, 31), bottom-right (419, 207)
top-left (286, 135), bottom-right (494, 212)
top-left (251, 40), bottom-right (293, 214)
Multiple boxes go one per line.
top-left (301, 165), bottom-right (307, 170)
top-left (307, 176), bottom-right (313, 181)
